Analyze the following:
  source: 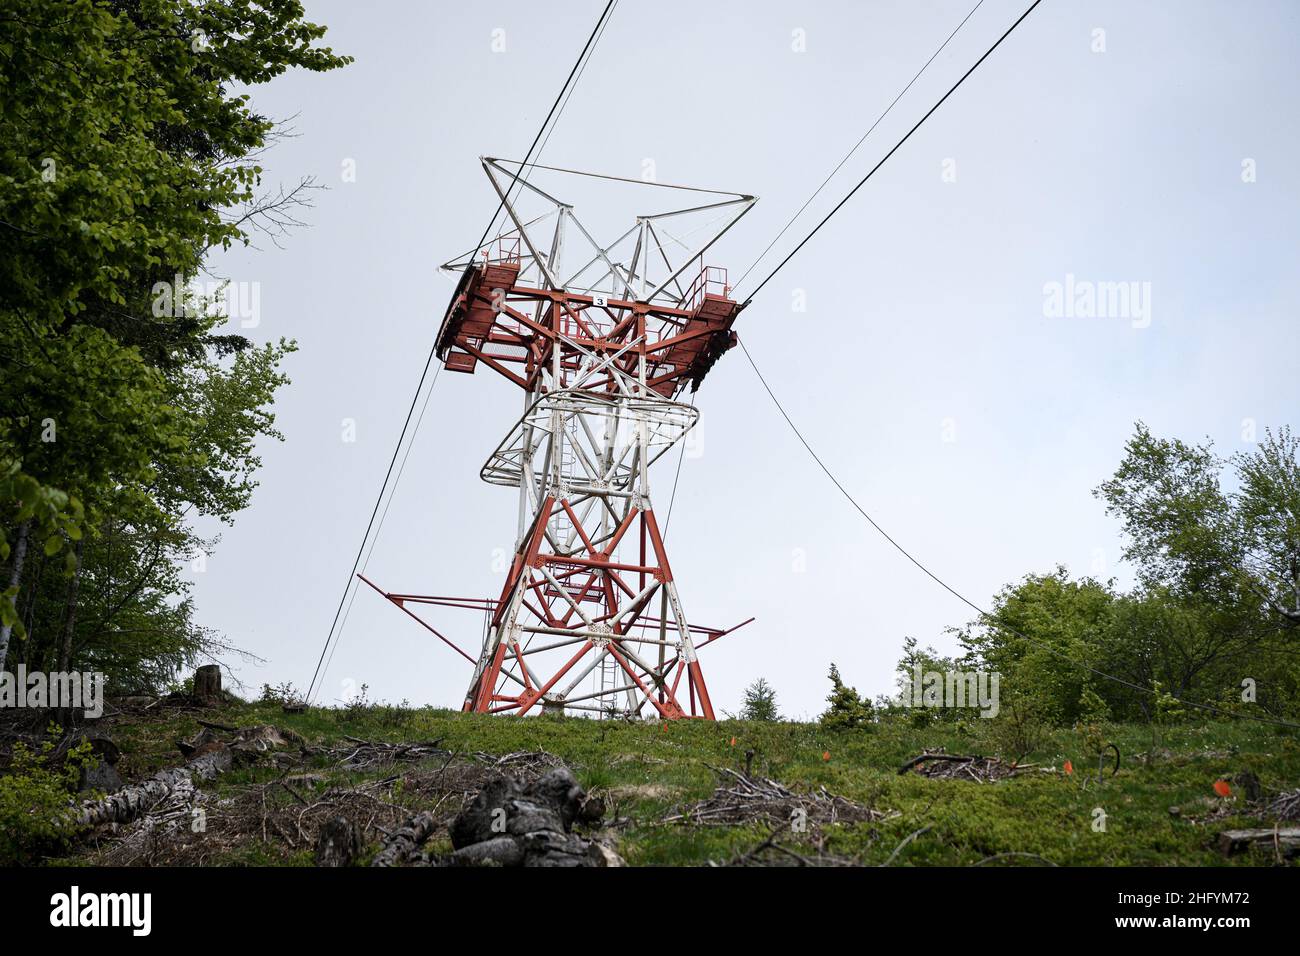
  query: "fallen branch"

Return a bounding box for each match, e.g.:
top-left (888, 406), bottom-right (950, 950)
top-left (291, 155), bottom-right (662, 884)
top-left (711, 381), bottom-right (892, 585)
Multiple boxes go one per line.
top-left (323, 737), bottom-right (449, 771)
top-left (77, 724), bottom-right (299, 863)
top-left (1262, 788), bottom-right (1300, 822)
top-left (899, 751), bottom-right (1027, 782)
top-left (196, 719), bottom-right (240, 733)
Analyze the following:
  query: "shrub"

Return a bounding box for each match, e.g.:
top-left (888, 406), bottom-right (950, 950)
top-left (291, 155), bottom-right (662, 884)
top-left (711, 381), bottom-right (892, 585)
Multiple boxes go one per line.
top-left (259, 681), bottom-right (305, 707)
top-left (979, 690), bottom-right (1050, 762)
top-left (0, 737), bottom-right (91, 865)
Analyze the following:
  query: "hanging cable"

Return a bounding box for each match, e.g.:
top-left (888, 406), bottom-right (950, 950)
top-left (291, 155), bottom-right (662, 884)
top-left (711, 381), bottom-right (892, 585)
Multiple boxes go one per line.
top-left (307, 0), bottom-right (619, 702)
top-left (742, 0), bottom-right (1042, 304)
top-left (317, 363), bottom-right (444, 700)
top-left (728, 0), bottom-right (1300, 729)
top-left (669, 0), bottom-right (991, 552)
top-left (480, 2), bottom-right (619, 244)
top-left (733, 0), bottom-right (986, 294)
top-left (661, 394), bottom-right (696, 538)
top-left (736, 338), bottom-right (1300, 730)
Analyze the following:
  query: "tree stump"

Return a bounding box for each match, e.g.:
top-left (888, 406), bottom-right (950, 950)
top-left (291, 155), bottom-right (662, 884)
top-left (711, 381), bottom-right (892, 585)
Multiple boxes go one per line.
top-left (315, 816), bottom-right (361, 867)
top-left (193, 664), bottom-right (222, 703)
top-left (77, 736), bottom-right (124, 794)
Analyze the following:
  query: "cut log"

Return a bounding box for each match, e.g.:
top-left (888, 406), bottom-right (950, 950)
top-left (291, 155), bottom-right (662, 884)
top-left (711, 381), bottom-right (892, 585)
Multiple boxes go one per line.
top-left (77, 746), bottom-right (232, 828)
top-left (1217, 827), bottom-right (1300, 857)
top-left (371, 811), bottom-right (439, 867)
top-left (450, 836), bottom-right (525, 867)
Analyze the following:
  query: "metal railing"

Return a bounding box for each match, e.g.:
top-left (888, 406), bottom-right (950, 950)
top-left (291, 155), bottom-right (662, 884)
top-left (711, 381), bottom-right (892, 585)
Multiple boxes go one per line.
top-left (481, 234), bottom-right (522, 265)
top-left (679, 264), bottom-right (731, 312)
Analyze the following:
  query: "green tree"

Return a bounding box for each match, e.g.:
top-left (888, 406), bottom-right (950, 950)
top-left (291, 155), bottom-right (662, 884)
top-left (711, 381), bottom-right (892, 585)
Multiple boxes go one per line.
top-left (1092, 423), bottom-right (1300, 717)
top-left (0, 0), bottom-right (348, 679)
top-left (739, 678), bottom-right (780, 722)
top-left (819, 664), bottom-right (873, 729)
top-left (1094, 423), bottom-right (1242, 603)
top-left (889, 635), bottom-right (974, 725)
top-left (957, 569), bottom-right (1118, 724)
top-left (1234, 427), bottom-right (1300, 628)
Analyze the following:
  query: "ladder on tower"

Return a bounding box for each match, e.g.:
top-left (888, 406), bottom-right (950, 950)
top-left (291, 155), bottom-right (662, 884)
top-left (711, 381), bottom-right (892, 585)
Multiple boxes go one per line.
top-left (598, 653), bottom-right (621, 719)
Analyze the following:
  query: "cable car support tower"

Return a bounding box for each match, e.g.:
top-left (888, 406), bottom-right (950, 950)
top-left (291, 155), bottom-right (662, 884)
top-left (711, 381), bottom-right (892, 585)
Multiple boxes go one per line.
top-left (361, 159), bottom-right (756, 720)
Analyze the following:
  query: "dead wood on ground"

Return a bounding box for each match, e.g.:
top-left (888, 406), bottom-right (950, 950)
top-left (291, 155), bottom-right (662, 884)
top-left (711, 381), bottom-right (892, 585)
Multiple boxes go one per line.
top-left (664, 766), bottom-right (889, 829)
top-left (899, 750), bottom-right (1033, 782)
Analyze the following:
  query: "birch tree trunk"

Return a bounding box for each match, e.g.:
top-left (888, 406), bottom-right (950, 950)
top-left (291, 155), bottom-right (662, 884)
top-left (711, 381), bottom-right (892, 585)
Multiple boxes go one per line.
top-left (0, 519), bottom-right (31, 672)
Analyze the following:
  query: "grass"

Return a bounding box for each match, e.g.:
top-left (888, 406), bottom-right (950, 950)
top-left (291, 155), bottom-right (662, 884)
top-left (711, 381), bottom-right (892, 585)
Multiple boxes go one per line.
top-left (43, 699), bottom-right (1300, 866)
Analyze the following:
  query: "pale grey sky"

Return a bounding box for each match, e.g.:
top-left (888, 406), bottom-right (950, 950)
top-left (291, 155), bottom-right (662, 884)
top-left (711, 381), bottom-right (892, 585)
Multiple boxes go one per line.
top-left (196, 0), bottom-right (1300, 718)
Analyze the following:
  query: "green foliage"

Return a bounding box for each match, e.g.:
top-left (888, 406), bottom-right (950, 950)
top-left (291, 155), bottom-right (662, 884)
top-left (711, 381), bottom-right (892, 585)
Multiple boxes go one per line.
top-left (958, 569), bottom-right (1117, 725)
top-left (1094, 423), bottom-right (1300, 631)
top-left (979, 687), bottom-right (1052, 762)
top-left (1095, 423), bottom-right (1238, 598)
top-left (1233, 427), bottom-right (1300, 628)
top-left (0, 466), bottom-right (84, 639)
top-left (1077, 685), bottom-right (1110, 723)
top-left (1152, 680), bottom-right (1188, 724)
top-left (0, 737), bottom-right (92, 865)
top-left (0, 0), bottom-right (348, 682)
top-left (933, 422), bottom-right (1300, 729)
top-left (1092, 423), bottom-right (1300, 717)
top-left (259, 681), bottom-right (304, 706)
top-left (820, 664), bottom-right (874, 730)
top-left (888, 635), bottom-right (977, 727)
top-left (739, 677), bottom-right (780, 722)
top-left (0, 0), bottom-right (351, 323)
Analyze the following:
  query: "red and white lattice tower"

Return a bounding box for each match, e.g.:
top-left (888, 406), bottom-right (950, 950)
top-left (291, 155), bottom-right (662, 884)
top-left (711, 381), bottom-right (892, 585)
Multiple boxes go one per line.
top-left (361, 159), bottom-right (756, 719)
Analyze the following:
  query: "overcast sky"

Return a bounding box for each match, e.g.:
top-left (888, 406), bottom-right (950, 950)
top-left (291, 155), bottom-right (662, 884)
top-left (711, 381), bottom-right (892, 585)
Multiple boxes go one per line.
top-left (194, 0), bottom-right (1300, 719)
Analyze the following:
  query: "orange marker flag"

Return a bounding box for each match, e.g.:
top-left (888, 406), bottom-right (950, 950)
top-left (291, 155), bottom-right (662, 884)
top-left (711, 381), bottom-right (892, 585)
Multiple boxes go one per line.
top-left (1214, 779), bottom-right (1231, 798)
top-left (729, 736), bottom-right (736, 747)
top-left (1064, 759), bottom-right (1074, 775)
top-left (822, 750), bottom-right (831, 762)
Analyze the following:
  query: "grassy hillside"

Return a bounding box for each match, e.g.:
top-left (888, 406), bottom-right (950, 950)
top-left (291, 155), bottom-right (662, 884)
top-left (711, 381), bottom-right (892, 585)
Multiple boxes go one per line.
top-left (37, 698), bottom-right (1300, 867)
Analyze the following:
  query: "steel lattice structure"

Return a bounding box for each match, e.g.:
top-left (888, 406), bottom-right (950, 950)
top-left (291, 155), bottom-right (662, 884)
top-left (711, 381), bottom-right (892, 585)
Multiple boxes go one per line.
top-left (361, 159), bottom-right (756, 719)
